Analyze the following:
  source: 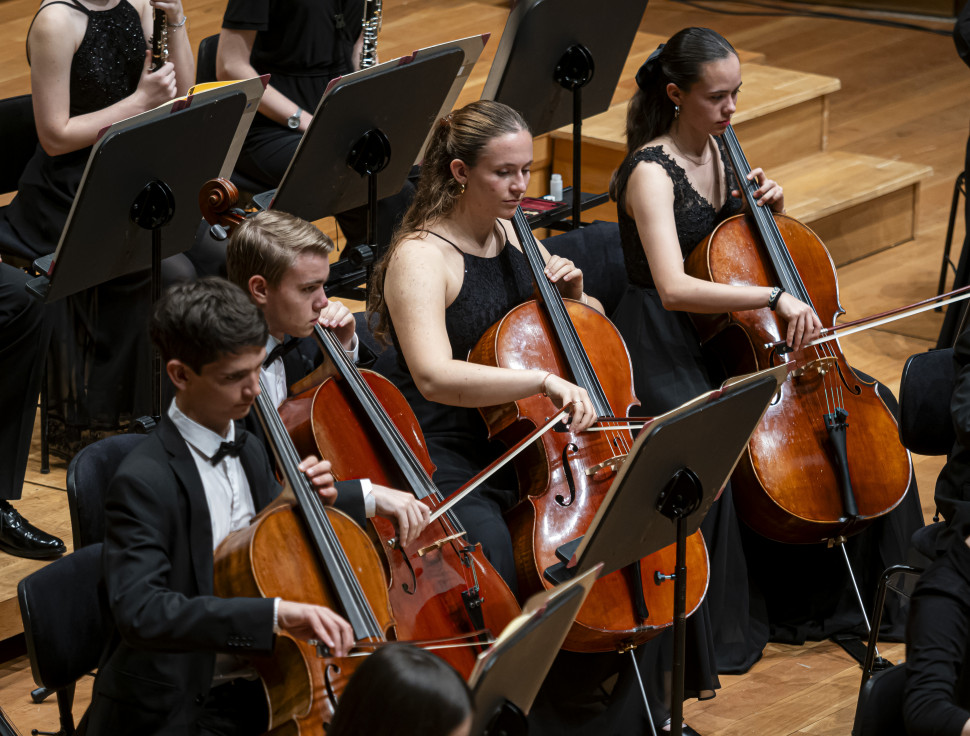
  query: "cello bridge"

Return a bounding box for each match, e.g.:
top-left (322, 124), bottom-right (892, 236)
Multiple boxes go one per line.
top-left (791, 356), bottom-right (838, 384)
top-left (585, 454), bottom-right (627, 478)
top-left (416, 532), bottom-right (465, 557)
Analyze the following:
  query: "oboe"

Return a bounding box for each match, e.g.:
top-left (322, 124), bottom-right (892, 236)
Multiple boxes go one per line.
top-left (359, 0), bottom-right (382, 69)
top-left (150, 7), bottom-right (168, 71)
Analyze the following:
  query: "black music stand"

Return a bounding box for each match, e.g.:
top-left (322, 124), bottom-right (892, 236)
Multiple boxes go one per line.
top-left (544, 366), bottom-right (785, 736)
top-left (26, 86), bottom-right (254, 426)
top-left (481, 0), bottom-right (648, 228)
top-left (469, 565), bottom-right (601, 736)
top-left (269, 42), bottom-right (473, 297)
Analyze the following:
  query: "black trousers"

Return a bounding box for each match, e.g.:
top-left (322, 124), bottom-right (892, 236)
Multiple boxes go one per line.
top-left (0, 263), bottom-right (51, 500)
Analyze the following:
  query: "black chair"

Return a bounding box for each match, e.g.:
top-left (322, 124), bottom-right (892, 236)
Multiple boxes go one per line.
top-left (196, 33), bottom-right (219, 85)
top-left (898, 347), bottom-right (956, 457)
top-left (852, 346), bottom-right (959, 729)
top-left (18, 543), bottom-right (110, 736)
top-left (66, 434), bottom-right (146, 549)
top-left (544, 220), bottom-right (629, 317)
top-left (851, 661), bottom-right (909, 736)
top-left (0, 94), bottom-right (38, 200)
top-left (898, 346), bottom-right (955, 565)
top-left (194, 33), bottom-right (265, 199)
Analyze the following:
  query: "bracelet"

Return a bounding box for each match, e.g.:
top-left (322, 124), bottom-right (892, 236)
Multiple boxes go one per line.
top-left (540, 372), bottom-right (553, 396)
top-left (767, 286), bottom-right (784, 311)
top-left (168, 14), bottom-right (187, 28)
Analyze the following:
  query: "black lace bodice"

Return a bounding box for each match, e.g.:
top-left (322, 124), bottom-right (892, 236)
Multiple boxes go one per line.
top-left (29, 0), bottom-right (145, 116)
top-left (615, 136), bottom-right (742, 288)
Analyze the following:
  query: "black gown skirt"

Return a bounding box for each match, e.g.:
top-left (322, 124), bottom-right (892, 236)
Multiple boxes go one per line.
top-left (611, 282), bottom-right (924, 674)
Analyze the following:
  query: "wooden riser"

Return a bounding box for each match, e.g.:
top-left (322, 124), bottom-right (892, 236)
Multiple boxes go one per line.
top-left (778, 151), bottom-right (932, 266)
top-left (535, 61), bottom-right (842, 200)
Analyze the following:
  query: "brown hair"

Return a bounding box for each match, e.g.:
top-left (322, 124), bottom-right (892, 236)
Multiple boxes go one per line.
top-left (226, 210), bottom-right (334, 292)
top-left (610, 28), bottom-right (738, 200)
top-left (150, 278), bottom-right (267, 374)
top-left (368, 100), bottom-right (530, 343)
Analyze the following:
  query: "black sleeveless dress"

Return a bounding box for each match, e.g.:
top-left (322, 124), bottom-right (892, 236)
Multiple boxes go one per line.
top-left (612, 138), bottom-right (924, 673)
top-left (386, 224), bottom-right (534, 588)
top-left (385, 225), bottom-right (696, 734)
top-left (1, 0), bottom-right (144, 260)
top-left (0, 0), bottom-right (151, 449)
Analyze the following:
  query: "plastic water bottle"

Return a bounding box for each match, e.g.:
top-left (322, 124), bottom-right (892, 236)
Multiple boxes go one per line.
top-left (549, 173), bottom-right (563, 202)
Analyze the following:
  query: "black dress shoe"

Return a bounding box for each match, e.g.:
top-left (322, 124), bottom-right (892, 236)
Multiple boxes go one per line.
top-left (0, 501), bottom-right (66, 560)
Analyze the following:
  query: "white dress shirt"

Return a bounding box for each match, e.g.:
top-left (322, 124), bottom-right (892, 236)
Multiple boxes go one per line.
top-left (168, 399), bottom-right (255, 549)
top-left (260, 333), bottom-right (375, 517)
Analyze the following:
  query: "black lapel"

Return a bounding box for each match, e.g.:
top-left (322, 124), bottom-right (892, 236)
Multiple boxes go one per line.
top-left (157, 416), bottom-right (215, 594)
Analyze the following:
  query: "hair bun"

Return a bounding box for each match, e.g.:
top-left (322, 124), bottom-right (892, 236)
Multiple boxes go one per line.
top-left (635, 43), bottom-right (665, 92)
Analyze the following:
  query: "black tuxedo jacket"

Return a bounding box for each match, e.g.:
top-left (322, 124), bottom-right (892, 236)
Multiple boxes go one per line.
top-left (243, 334), bottom-right (377, 523)
top-left (85, 416), bottom-right (282, 735)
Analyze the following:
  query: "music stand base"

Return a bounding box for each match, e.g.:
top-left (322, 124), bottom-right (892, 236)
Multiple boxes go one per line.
top-left (482, 698), bottom-right (528, 736)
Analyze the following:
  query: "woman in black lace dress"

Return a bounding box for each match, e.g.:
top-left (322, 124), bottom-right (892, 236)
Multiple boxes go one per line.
top-left (0, 0), bottom-right (193, 450)
top-left (612, 27), bottom-right (924, 677)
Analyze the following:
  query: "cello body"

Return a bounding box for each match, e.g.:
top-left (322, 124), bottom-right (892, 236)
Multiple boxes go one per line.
top-left (685, 211), bottom-right (912, 544)
top-left (470, 294), bottom-right (709, 653)
top-left (214, 496), bottom-right (394, 732)
top-left (279, 356), bottom-right (521, 679)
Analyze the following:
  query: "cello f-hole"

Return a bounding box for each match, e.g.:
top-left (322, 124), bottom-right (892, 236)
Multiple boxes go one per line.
top-left (556, 443), bottom-right (579, 507)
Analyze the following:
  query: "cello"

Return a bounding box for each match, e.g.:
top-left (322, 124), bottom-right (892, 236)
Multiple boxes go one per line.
top-left (684, 125), bottom-right (912, 545)
top-left (468, 207), bottom-right (710, 653)
top-left (213, 374), bottom-right (394, 732)
top-left (198, 177), bottom-right (520, 679)
top-left (279, 323), bottom-right (522, 678)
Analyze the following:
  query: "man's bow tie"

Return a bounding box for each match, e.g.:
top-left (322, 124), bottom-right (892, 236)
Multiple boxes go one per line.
top-left (264, 338), bottom-right (300, 368)
top-left (210, 435), bottom-right (248, 465)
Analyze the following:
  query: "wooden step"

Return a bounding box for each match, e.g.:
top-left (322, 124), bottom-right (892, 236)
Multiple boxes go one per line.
top-left (534, 62), bottom-right (842, 216)
top-left (776, 150), bottom-right (933, 266)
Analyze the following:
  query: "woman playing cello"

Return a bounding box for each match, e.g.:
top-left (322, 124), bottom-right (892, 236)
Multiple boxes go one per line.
top-left (611, 27), bottom-right (923, 673)
top-left (370, 99), bottom-right (702, 735)
top-left (370, 101), bottom-right (598, 590)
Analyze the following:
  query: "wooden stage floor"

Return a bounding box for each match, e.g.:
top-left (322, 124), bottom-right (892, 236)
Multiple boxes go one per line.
top-left (0, 0), bottom-right (964, 733)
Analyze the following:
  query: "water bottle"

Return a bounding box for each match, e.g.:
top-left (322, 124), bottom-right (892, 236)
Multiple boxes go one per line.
top-left (549, 173), bottom-right (563, 202)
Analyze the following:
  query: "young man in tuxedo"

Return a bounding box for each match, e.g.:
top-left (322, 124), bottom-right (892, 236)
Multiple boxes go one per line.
top-left (84, 279), bottom-right (356, 735)
top-left (225, 209), bottom-right (428, 540)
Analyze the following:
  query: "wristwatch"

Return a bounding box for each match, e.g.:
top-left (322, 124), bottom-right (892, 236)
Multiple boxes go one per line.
top-left (286, 108), bottom-right (302, 130)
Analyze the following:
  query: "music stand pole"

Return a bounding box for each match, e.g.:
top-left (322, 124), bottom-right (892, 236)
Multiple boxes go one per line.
top-left (553, 44), bottom-right (594, 229)
top-left (656, 468), bottom-right (704, 736)
top-left (129, 179), bottom-right (176, 426)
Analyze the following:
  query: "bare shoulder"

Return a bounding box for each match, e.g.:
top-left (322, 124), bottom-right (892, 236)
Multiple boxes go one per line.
top-left (385, 232), bottom-right (452, 294)
top-left (28, 0), bottom-right (88, 53)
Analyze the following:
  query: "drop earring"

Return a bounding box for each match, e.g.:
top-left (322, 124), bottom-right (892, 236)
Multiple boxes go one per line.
top-left (674, 104), bottom-right (680, 119)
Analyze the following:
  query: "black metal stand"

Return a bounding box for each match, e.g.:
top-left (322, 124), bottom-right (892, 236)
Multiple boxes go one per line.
top-left (346, 127), bottom-right (391, 276)
top-left (553, 44), bottom-right (595, 229)
top-left (482, 700), bottom-right (529, 736)
top-left (481, 0), bottom-right (647, 230)
top-left (129, 179), bottom-right (176, 430)
top-left (655, 468), bottom-right (703, 736)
